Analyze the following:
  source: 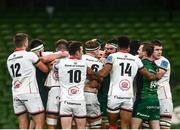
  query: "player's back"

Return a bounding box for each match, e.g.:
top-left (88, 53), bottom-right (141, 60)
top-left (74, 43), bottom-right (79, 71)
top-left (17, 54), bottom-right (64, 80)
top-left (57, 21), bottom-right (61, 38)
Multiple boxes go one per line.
top-left (82, 54), bottom-right (103, 72)
top-left (7, 50), bottom-right (39, 96)
top-left (107, 51), bottom-right (143, 97)
top-left (56, 58), bottom-right (87, 101)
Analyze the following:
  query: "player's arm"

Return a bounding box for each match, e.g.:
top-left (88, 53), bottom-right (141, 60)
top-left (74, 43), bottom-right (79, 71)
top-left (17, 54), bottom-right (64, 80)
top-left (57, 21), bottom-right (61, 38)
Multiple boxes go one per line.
top-left (87, 67), bottom-right (97, 80)
top-left (97, 63), bottom-right (112, 80)
top-left (40, 51), bottom-right (69, 63)
top-left (139, 67), bottom-right (160, 80)
top-left (96, 54), bottom-right (113, 81)
top-left (85, 80), bottom-right (100, 89)
top-left (35, 60), bottom-right (49, 73)
top-left (156, 60), bottom-right (168, 79)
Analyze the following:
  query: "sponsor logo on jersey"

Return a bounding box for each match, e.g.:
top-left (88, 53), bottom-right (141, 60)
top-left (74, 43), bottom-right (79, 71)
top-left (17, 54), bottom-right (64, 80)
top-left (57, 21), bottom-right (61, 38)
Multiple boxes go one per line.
top-left (68, 86), bottom-right (79, 95)
top-left (53, 70), bottom-right (59, 81)
top-left (160, 60), bottom-right (168, 69)
top-left (14, 80), bottom-right (22, 89)
top-left (119, 79), bottom-right (130, 91)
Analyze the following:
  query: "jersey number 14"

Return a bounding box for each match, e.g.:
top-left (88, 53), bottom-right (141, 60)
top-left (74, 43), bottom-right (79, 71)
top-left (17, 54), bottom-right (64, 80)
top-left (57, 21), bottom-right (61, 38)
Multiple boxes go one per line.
top-left (119, 63), bottom-right (132, 76)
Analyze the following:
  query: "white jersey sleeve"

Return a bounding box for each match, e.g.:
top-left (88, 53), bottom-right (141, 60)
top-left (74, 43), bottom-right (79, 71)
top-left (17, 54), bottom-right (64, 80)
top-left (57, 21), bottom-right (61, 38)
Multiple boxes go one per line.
top-left (155, 56), bottom-right (172, 99)
top-left (29, 52), bottom-right (39, 64)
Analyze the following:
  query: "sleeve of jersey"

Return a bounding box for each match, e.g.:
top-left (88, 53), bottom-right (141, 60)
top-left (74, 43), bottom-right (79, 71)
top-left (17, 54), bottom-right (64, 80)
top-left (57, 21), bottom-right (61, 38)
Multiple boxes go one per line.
top-left (106, 55), bottom-right (113, 65)
top-left (136, 57), bottom-right (144, 70)
top-left (159, 60), bottom-right (168, 71)
top-left (30, 52), bottom-right (40, 64)
top-left (54, 59), bottom-right (61, 71)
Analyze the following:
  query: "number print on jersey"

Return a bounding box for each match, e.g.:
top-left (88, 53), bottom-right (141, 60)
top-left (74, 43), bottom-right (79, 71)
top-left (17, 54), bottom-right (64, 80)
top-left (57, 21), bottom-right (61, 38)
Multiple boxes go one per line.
top-left (10, 63), bottom-right (21, 77)
top-left (119, 63), bottom-right (132, 76)
top-left (91, 64), bottom-right (99, 72)
top-left (68, 70), bottom-right (81, 83)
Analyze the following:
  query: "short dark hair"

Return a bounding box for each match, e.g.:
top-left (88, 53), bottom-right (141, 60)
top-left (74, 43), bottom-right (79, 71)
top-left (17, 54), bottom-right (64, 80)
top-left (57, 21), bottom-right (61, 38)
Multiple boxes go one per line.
top-left (13, 33), bottom-right (28, 48)
top-left (143, 43), bottom-right (154, 57)
top-left (55, 39), bottom-right (69, 51)
top-left (116, 36), bottom-right (130, 49)
top-left (29, 39), bottom-right (44, 49)
top-left (151, 40), bottom-right (163, 46)
top-left (68, 41), bottom-right (82, 55)
top-left (129, 40), bottom-right (141, 55)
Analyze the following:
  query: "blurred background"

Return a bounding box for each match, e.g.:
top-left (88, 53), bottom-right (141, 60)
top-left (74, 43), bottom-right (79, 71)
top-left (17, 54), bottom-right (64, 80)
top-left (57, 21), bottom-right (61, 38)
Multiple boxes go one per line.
top-left (0, 0), bottom-right (180, 128)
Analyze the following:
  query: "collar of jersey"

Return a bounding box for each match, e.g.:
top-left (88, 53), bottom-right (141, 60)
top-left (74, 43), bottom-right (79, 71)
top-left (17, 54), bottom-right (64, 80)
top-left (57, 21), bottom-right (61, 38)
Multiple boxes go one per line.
top-left (14, 48), bottom-right (25, 52)
top-left (69, 56), bottom-right (79, 59)
top-left (118, 50), bottom-right (128, 53)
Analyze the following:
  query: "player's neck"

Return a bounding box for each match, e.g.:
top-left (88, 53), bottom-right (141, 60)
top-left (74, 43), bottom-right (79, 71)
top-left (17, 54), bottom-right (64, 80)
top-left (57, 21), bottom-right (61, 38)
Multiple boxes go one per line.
top-left (69, 55), bottom-right (80, 60)
top-left (118, 49), bottom-right (128, 53)
top-left (15, 47), bottom-right (26, 51)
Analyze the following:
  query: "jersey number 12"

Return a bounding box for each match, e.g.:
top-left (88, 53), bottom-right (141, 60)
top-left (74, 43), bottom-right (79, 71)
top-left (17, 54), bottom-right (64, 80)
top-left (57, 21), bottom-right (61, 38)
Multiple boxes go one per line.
top-left (10, 63), bottom-right (21, 77)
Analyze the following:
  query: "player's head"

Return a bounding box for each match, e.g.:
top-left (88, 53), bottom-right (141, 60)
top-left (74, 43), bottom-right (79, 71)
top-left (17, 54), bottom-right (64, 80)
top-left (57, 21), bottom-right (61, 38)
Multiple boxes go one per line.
top-left (129, 40), bottom-right (141, 56)
top-left (138, 42), bottom-right (146, 59)
top-left (68, 41), bottom-right (83, 59)
top-left (151, 40), bottom-right (163, 60)
top-left (116, 36), bottom-right (130, 50)
top-left (29, 39), bottom-right (44, 57)
top-left (104, 38), bottom-right (118, 58)
top-left (13, 33), bottom-right (28, 49)
top-left (84, 39), bottom-right (101, 58)
top-left (55, 39), bottom-right (69, 52)
top-left (142, 43), bottom-right (154, 58)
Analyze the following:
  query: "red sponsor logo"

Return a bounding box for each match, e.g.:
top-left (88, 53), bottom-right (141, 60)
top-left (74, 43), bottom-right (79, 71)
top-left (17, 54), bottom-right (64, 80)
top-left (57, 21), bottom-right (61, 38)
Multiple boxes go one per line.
top-left (68, 86), bottom-right (79, 95)
top-left (119, 79), bottom-right (130, 91)
top-left (14, 80), bottom-right (21, 89)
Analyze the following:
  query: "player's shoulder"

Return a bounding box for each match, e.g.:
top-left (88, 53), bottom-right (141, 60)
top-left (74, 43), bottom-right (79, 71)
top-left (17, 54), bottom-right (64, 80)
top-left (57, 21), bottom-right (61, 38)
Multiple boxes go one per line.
top-left (155, 56), bottom-right (170, 65)
top-left (160, 56), bottom-right (170, 62)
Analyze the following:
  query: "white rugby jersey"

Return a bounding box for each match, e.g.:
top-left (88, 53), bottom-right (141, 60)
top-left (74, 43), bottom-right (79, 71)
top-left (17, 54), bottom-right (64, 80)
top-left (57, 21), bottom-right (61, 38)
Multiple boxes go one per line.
top-left (44, 51), bottom-right (63, 87)
top-left (155, 56), bottom-right (172, 99)
top-left (82, 54), bottom-right (103, 72)
top-left (7, 49), bottom-right (40, 96)
top-left (106, 51), bottom-right (144, 98)
top-left (55, 57), bottom-right (87, 101)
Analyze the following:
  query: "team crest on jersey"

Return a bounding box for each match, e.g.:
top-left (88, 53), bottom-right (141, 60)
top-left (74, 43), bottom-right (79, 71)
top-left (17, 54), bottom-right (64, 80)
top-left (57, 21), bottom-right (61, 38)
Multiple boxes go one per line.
top-left (119, 79), bottom-right (130, 91)
top-left (14, 80), bottom-right (22, 89)
top-left (68, 86), bottom-right (79, 95)
top-left (53, 70), bottom-right (59, 81)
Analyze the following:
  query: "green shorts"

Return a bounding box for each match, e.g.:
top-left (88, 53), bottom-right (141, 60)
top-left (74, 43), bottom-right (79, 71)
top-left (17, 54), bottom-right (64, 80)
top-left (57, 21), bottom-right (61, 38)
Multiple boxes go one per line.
top-left (132, 99), bottom-right (160, 121)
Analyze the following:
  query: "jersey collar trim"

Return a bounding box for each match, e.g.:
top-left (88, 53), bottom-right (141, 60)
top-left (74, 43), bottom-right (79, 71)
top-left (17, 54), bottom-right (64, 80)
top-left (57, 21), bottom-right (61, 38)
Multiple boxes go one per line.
top-left (14, 48), bottom-right (25, 52)
top-left (119, 50), bottom-right (128, 53)
top-left (69, 56), bottom-right (79, 59)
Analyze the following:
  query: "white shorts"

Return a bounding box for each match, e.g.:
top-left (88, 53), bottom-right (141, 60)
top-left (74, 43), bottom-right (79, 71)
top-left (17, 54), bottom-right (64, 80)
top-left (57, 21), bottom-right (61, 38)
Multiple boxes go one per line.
top-left (60, 100), bottom-right (86, 118)
top-left (84, 92), bottom-right (101, 118)
top-left (107, 95), bottom-right (133, 113)
top-left (13, 93), bottom-right (44, 115)
top-left (159, 98), bottom-right (173, 118)
top-left (46, 87), bottom-right (60, 115)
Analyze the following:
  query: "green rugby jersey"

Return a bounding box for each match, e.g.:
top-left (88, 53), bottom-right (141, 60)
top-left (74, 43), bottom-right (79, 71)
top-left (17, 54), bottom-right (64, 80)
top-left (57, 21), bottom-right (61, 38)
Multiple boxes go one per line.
top-left (136, 59), bottom-right (159, 100)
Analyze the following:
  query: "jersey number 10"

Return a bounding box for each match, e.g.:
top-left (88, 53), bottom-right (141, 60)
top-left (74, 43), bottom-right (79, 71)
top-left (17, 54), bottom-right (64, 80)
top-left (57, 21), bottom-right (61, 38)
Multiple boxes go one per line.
top-left (68, 70), bottom-right (81, 83)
